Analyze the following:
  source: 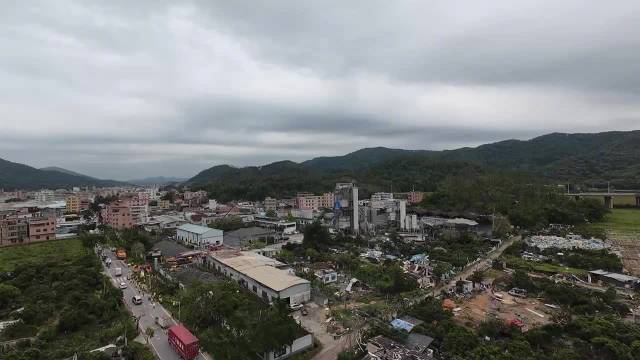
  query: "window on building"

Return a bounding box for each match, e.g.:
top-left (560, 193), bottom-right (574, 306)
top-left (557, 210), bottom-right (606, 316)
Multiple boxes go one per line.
top-left (252, 285), bottom-right (257, 293)
top-left (274, 347), bottom-right (287, 358)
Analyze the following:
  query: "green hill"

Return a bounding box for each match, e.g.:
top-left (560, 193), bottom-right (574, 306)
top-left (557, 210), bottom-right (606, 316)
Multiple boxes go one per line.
top-left (0, 158), bottom-right (127, 190)
top-left (186, 130), bottom-right (640, 200)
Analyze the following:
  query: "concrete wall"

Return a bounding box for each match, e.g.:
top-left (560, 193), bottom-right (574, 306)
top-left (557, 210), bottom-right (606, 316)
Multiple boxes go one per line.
top-left (263, 334), bottom-right (314, 360)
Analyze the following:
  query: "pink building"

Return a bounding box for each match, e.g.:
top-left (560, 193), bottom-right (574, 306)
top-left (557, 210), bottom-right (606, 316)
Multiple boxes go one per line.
top-left (28, 214), bottom-right (56, 242)
top-left (101, 202), bottom-right (134, 229)
top-left (296, 192), bottom-right (335, 210)
top-left (407, 191), bottom-right (424, 204)
top-left (320, 192), bottom-right (335, 208)
top-left (184, 190), bottom-right (208, 201)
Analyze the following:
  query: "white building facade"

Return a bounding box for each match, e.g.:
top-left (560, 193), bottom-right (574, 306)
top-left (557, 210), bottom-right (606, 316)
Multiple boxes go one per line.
top-left (176, 224), bottom-right (223, 247)
top-left (204, 251), bottom-right (311, 306)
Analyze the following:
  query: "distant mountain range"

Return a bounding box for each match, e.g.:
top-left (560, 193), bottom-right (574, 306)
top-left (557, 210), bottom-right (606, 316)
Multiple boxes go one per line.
top-left (186, 130), bottom-right (640, 200)
top-left (127, 176), bottom-right (187, 186)
top-left (3, 130), bottom-right (639, 193)
top-left (0, 160), bottom-right (127, 190)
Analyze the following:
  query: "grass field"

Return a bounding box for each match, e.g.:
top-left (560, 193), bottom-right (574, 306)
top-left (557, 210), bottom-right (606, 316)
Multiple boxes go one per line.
top-left (588, 209), bottom-right (640, 235)
top-left (0, 238), bottom-right (85, 272)
top-left (503, 255), bottom-right (588, 276)
top-left (586, 209), bottom-right (640, 274)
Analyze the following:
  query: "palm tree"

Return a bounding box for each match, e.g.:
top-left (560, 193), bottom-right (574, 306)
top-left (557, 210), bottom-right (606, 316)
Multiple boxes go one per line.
top-left (144, 327), bottom-right (155, 344)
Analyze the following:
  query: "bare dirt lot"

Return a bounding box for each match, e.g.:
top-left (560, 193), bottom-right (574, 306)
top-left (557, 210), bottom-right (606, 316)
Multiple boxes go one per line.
top-left (453, 290), bottom-right (553, 331)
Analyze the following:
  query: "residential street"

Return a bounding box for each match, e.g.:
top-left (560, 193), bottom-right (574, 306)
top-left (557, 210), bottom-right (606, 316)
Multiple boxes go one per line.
top-left (100, 248), bottom-right (210, 360)
top-left (431, 235), bottom-right (519, 295)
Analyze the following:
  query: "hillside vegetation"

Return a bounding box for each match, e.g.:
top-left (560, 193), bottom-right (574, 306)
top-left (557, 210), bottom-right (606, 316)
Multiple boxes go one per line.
top-left (185, 130), bottom-right (640, 201)
top-left (0, 158), bottom-right (126, 190)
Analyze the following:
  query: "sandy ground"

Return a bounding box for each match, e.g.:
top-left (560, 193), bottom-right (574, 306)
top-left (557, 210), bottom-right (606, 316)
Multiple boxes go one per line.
top-left (294, 302), bottom-right (353, 360)
top-left (608, 232), bottom-right (640, 276)
top-left (454, 290), bottom-right (552, 331)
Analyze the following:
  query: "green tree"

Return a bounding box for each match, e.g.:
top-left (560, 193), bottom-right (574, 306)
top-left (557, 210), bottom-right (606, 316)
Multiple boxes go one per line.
top-left (442, 326), bottom-right (479, 357)
top-left (131, 242), bottom-right (146, 260)
top-left (303, 221), bottom-right (330, 250)
top-left (265, 209), bottom-right (277, 218)
top-left (469, 270), bottom-right (485, 287)
top-left (144, 327), bottom-right (155, 344)
top-left (432, 262), bottom-right (453, 281)
top-left (0, 284), bottom-right (21, 310)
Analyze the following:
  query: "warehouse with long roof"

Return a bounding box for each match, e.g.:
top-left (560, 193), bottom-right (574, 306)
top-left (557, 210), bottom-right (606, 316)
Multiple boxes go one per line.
top-left (203, 250), bottom-right (310, 306)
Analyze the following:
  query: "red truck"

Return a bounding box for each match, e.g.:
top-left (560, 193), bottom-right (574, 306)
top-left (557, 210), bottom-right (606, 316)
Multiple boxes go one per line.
top-left (168, 324), bottom-right (199, 360)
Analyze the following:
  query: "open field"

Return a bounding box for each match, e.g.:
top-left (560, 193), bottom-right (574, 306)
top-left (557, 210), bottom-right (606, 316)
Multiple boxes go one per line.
top-left (502, 255), bottom-right (587, 276)
top-left (587, 209), bottom-right (640, 275)
top-left (0, 238), bottom-right (84, 272)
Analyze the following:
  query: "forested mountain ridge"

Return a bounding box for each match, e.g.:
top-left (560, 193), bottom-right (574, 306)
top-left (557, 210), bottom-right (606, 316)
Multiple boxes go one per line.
top-left (186, 130), bottom-right (640, 200)
top-left (0, 158), bottom-right (127, 190)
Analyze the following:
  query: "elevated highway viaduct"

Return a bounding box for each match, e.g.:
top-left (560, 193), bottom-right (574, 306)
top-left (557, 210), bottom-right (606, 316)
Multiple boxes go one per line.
top-left (567, 192), bottom-right (640, 209)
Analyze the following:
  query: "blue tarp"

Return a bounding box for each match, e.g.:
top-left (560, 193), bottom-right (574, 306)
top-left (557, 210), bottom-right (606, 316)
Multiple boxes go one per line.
top-left (390, 318), bottom-right (415, 332)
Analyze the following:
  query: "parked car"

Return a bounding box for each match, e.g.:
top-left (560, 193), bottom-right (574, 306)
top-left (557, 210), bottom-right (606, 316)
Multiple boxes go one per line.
top-left (132, 295), bottom-right (143, 305)
top-left (290, 303), bottom-right (303, 311)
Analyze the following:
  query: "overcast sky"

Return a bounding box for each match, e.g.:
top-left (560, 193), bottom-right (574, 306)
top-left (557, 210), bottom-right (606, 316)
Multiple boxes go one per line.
top-left (1, 1), bottom-right (639, 180)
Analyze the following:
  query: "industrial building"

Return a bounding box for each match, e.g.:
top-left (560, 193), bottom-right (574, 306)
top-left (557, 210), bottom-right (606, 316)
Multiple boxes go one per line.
top-left (176, 224), bottom-right (223, 247)
top-left (359, 193), bottom-right (410, 232)
top-left (333, 183), bottom-right (359, 234)
top-left (223, 226), bottom-right (277, 248)
top-left (589, 270), bottom-right (640, 289)
top-left (204, 250), bottom-right (310, 306)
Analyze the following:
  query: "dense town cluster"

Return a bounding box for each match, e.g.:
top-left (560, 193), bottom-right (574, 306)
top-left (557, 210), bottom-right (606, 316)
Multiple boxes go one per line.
top-left (1, 180), bottom-right (639, 360)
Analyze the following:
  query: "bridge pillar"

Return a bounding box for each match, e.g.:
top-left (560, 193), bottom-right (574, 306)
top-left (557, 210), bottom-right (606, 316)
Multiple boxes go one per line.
top-left (604, 196), bottom-right (614, 209)
top-left (636, 196), bottom-right (640, 207)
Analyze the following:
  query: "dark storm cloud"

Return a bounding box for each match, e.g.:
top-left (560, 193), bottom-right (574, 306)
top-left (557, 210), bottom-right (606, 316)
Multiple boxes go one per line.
top-left (0, 0), bottom-right (639, 180)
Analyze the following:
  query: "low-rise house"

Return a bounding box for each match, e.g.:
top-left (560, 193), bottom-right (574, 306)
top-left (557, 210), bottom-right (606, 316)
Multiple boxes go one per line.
top-left (456, 280), bottom-right (474, 294)
top-left (314, 269), bottom-right (338, 284)
top-left (176, 224), bottom-right (223, 247)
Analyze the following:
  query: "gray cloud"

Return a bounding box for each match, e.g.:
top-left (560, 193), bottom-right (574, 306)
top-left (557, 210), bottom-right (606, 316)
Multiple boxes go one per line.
top-left (0, 0), bottom-right (639, 180)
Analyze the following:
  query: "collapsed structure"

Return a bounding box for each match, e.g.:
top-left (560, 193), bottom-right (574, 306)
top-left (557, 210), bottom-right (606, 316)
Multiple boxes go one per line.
top-left (526, 234), bottom-right (609, 251)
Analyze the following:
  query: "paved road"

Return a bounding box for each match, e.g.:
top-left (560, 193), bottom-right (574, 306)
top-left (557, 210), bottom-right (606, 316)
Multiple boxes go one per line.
top-left (431, 235), bottom-right (519, 295)
top-left (99, 247), bottom-right (211, 360)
